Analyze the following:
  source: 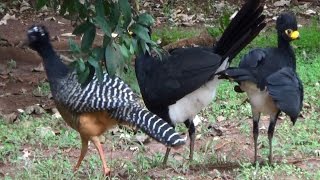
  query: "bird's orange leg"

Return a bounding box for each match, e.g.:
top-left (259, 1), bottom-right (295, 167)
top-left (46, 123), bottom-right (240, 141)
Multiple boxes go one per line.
top-left (91, 136), bottom-right (110, 175)
top-left (74, 136), bottom-right (89, 172)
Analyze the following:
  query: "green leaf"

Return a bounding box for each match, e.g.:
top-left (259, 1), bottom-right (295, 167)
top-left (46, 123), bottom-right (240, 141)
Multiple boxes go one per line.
top-left (78, 59), bottom-right (86, 72)
top-left (105, 43), bottom-right (118, 76)
top-left (140, 40), bottom-right (147, 54)
top-left (81, 23), bottom-right (96, 51)
top-left (90, 47), bottom-right (104, 81)
top-left (73, 21), bottom-right (92, 35)
top-left (119, 0), bottom-right (132, 27)
top-left (78, 66), bottom-right (90, 84)
top-left (88, 56), bottom-right (103, 82)
top-left (60, 1), bottom-right (69, 15)
top-left (103, 35), bottom-right (112, 47)
top-left (92, 47), bottom-right (104, 61)
top-left (95, 0), bottom-right (105, 18)
top-left (94, 16), bottom-right (112, 37)
top-left (129, 43), bottom-right (135, 54)
top-left (119, 44), bottom-right (129, 59)
top-left (35, 0), bottom-right (47, 10)
top-left (78, 3), bottom-right (88, 19)
top-left (131, 39), bottom-right (138, 54)
top-left (88, 58), bottom-right (99, 69)
top-left (109, 2), bottom-right (120, 30)
top-left (153, 47), bottom-right (163, 60)
top-left (131, 24), bottom-right (151, 43)
top-left (137, 13), bottom-right (155, 27)
top-left (68, 39), bottom-right (81, 53)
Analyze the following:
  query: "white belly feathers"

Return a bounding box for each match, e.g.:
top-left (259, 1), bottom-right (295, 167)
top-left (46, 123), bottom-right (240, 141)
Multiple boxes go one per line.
top-left (167, 58), bottom-right (229, 125)
top-left (240, 81), bottom-right (278, 115)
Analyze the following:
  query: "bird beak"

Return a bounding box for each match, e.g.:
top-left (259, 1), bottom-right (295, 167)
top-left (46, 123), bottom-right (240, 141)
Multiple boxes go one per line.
top-left (289, 30), bottom-right (300, 40)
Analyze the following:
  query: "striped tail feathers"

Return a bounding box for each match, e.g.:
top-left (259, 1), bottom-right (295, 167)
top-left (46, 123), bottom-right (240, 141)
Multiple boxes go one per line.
top-left (111, 105), bottom-right (186, 148)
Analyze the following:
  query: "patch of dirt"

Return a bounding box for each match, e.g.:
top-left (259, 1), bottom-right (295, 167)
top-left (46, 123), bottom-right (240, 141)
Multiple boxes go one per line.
top-left (0, 47), bottom-right (51, 114)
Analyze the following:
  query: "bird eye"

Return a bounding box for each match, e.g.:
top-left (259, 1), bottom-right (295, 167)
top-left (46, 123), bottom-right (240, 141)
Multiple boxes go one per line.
top-left (285, 29), bottom-right (292, 34)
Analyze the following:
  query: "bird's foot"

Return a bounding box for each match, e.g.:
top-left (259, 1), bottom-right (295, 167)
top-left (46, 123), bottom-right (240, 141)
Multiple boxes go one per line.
top-left (104, 167), bottom-right (111, 176)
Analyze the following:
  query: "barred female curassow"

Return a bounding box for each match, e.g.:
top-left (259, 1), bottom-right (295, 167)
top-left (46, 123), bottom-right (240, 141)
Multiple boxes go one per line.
top-left (135, 0), bottom-right (266, 165)
top-left (218, 12), bottom-right (304, 164)
top-left (27, 25), bottom-right (186, 175)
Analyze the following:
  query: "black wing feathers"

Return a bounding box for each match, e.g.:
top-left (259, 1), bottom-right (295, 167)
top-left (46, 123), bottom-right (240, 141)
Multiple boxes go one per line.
top-left (266, 67), bottom-right (303, 120)
top-left (136, 48), bottom-right (221, 107)
top-left (239, 48), bottom-right (266, 68)
top-left (222, 68), bottom-right (258, 84)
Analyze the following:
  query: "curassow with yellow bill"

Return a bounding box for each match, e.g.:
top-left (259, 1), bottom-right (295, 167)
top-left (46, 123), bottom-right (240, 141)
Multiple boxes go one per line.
top-left (218, 12), bottom-right (303, 164)
top-left (27, 25), bottom-right (186, 175)
top-left (135, 0), bottom-right (266, 165)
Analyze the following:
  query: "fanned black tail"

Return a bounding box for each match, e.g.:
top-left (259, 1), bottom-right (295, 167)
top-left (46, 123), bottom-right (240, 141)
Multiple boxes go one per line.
top-left (213, 0), bottom-right (266, 61)
top-left (111, 106), bottom-right (186, 147)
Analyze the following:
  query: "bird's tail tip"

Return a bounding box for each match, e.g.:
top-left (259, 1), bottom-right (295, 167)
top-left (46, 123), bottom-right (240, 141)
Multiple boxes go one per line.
top-left (171, 135), bottom-right (187, 150)
top-left (122, 107), bottom-right (187, 148)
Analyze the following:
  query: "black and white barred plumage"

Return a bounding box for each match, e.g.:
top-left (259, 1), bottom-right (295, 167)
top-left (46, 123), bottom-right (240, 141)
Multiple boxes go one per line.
top-left (54, 72), bottom-right (185, 146)
top-left (27, 25), bottom-right (186, 147)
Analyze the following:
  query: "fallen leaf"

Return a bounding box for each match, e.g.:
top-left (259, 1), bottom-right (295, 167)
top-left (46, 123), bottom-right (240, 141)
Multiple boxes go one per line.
top-left (208, 124), bottom-right (223, 136)
top-left (20, 0), bottom-right (31, 13)
top-left (52, 111), bottom-right (62, 119)
top-left (305, 9), bottom-right (316, 15)
top-left (216, 115), bottom-right (226, 122)
top-left (193, 115), bottom-right (201, 126)
top-left (63, 148), bottom-right (72, 153)
top-left (274, 0), bottom-right (291, 7)
top-left (0, 14), bottom-right (17, 25)
top-left (135, 134), bottom-right (150, 144)
top-left (22, 148), bottom-right (30, 159)
top-left (1, 112), bottom-right (18, 123)
top-left (17, 109), bottom-right (24, 113)
top-left (32, 63), bottom-right (44, 72)
top-left (129, 146), bottom-right (139, 151)
top-left (44, 16), bottom-right (56, 21)
top-left (35, 126), bottom-right (55, 138)
top-left (60, 33), bottom-right (75, 37)
top-left (120, 133), bottom-right (131, 139)
top-left (25, 105), bottom-right (35, 114)
top-left (20, 88), bottom-right (27, 94)
top-left (25, 105), bottom-right (46, 115)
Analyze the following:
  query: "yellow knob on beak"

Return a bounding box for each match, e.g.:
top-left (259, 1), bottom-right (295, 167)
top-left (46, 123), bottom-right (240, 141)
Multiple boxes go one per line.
top-left (290, 30), bottom-right (299, 40)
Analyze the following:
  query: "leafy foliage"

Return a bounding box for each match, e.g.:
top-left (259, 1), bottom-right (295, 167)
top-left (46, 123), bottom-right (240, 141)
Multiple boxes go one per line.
top-left (36, 0), bottom-right (158, 82)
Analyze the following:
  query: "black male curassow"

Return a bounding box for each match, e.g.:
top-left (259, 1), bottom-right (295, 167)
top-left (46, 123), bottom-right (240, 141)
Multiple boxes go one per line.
top-left (218, 12), bottom-right (304, 164)
top-left (135, 0), bottom-right (266, 165)
top-left (27, 25), bottom-right (186, 175)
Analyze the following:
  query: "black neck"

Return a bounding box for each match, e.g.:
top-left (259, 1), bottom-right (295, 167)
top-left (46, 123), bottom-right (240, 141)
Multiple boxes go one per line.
top-left (277, 33), bottom-right (290, 49)
top-left (277, 34), bottom-right (296, 70)
top-left (35, 42), bottom-right (69, 86)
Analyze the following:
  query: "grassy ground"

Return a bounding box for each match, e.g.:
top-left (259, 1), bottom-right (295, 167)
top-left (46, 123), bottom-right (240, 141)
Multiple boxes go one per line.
top-left (1, 22), bottom-right (320, 179)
